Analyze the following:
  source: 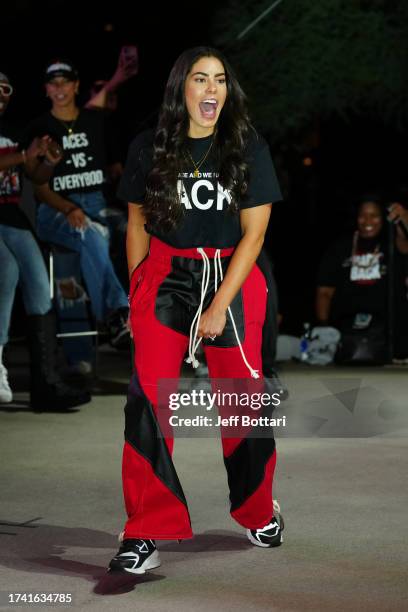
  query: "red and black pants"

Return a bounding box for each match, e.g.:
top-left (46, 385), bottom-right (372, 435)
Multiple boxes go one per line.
top-left (122, 237), bottom-right (277, 540)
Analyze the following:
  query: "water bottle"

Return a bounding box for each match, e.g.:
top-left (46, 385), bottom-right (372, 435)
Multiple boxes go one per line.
top-left (300, 322), bottom-right (311, 362)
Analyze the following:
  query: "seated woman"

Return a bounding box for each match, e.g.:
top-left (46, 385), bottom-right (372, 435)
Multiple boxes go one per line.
top-left (22, 59), bottom-right (135, 349)
top-left (0, 71), bottom-right (89, 409)
top-left (316, 195), bottom-right (408, 361)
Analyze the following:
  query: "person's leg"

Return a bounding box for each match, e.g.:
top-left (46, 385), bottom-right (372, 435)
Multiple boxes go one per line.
top-left (0, 230), bottom-right (20, 347)
top-left (74, 192), bottom-right (129, 348)
top-left (37, 198), bottom-right (128, 344)
top-left (1, 225), bottom-right (90, 411)
top-left (257, 248), bottom-right (289, 399)
top-left (37, 203), bottom-right (128, 321)
top-left (257, 249), bottom-right (279, 371)
top-left (2, 227), bottom-right (52, 317)
top-left (80, 223), bottom-right (128, 313)
top-left (70, 190), bottom-right (129, 309)
top-left (98, 204), bottom-right (128, 292)
top-left (51, 249), bottom-right (93, 372)
top-left (122, 254), bottom-right (192, 541)
top-left (0, 231), bottom-right (19, 403)
top-left (36, 203), bottom-right (103, 307)
top-left (204, 262), bottom-right (278, 532)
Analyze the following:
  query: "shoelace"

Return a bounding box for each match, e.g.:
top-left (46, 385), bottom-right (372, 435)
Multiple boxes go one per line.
top-left (185, 248), bottom-right (259, 379)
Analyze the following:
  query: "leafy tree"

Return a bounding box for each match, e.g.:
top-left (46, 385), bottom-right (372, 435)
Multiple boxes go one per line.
top-left (212, 0), bottom-right (408, 140)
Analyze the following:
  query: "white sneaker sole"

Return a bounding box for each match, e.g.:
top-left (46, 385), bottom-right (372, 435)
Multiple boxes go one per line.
top-left (247, 501), bottom-right (284, 548)
top-left (123, 550), bottom-right (161, 575)
top-left (246, 529), bottom-right (283, 548)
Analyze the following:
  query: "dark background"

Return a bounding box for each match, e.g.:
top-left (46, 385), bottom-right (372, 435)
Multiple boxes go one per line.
top-left (2, 0), bottom-right (407, 333)
top-left (2, 0), bottom-right (212, 122)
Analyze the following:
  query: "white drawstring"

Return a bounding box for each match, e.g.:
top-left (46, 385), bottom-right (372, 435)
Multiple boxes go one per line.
top-left (214, 250), bottom-right (260, 379)
top-left (214, 249), bottom-right (218, 292)
top-left (185, 248), bottom-right (260, 378)
top-left (185, 248), bottom-right (211, 369)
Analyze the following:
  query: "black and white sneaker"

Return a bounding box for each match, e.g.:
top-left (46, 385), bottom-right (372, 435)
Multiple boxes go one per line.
top-left (247, 500), bottom-right (284, 548)
top-left (108, 539), bottom-right (161, 574)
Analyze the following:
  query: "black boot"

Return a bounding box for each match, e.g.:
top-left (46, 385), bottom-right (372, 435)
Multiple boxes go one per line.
top-left (107, 307), bottom-right (130, 350)
top-left (27, 311), bottom-right (91, 412)
top-left (263, 366), bottom-right (289, 401)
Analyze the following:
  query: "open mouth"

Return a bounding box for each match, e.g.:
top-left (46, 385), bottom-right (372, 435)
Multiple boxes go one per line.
top-left (199, 99), bottom-right (218, 120)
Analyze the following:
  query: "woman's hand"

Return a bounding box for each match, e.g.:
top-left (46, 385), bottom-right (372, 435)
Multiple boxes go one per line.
top-left (44, 138), bottom-right (63, 166)
top-left (388, 202), bottom-right (408, 229)
top-left (197, 305), bottom-right (227, 340)
top-left (26, 136), bottom-right (48, 160)
top-left (117, 45), bottom-right (139, 80)
top-left (66, 206), bottom-right (87, 229)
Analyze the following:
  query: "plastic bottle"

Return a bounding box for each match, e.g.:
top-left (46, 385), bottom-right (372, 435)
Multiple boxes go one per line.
top-left (300, 322), bottom-right (311, 362)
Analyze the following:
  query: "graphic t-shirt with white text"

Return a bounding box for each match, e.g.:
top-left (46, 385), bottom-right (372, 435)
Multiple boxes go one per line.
top-left (118, 130), bottom-right (282, 248)
top-left (0, 119), bottom-right (31, 229)
top-left (22, 109), bottom-right (108, 196)
top-left (318, 235), bottom-right (388, 320)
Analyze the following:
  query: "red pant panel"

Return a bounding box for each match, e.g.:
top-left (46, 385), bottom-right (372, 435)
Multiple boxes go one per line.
top-left (122, 238), bottom-right (277, 539)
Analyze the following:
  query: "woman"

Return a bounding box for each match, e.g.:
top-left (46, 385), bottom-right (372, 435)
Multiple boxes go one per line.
top-left (22, 59), bottom-right (132, 349)
top-left (0, 70), bottom-right (90, 411)
top-left (316, 196), bottom-right (408, 360)
top-left (109, 47), bottom-right (284, 574)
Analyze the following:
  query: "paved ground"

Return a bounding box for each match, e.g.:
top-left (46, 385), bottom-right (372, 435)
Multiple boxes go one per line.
top-left (0, 345), bottom-right (407, 611)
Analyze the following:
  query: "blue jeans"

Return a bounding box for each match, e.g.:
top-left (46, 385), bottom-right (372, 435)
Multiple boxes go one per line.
top-left (0, 224), bottom-right (51, 345)
top-left (37, 191), bottom-right (128, 321)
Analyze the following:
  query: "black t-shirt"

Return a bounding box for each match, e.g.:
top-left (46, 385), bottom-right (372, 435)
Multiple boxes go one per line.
top-left (318, 235), bottom-right (388, 320)
top-left (22, 109), bottom-right (110, 196)
top-left (0, 118), bottom-right (31, 230)
top-left (118, 130), bottom-right (282, 248)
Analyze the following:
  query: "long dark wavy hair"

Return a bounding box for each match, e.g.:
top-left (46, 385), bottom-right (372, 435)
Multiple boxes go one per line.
top-left (144, 46), bottom-right (252, 231)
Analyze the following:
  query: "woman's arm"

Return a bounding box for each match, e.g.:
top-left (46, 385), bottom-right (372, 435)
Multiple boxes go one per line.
top-left (34, 183), bottom-right (86, 229)
top-left (197, 204), bottom-right (272, 338)
top-left (388, 203), bottom-right (408, 254)
top-left (0, 136), bottom-right (60, 184)
top-left (85, 47), bottom-right (138, 111)
top-left (0, 150), bottom-right (26, 172)
top-left (126, 202), bottom-right (150, 279)
top-left (0, 135), bottom-right (45, 172)
top-left (395, 225), bottom-right (408, 255)
top-left (25, 138), bottom-right (63, 185)
top-left (315, 286), bottom-right (336, 324)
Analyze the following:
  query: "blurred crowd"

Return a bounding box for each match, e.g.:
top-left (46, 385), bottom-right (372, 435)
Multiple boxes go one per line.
top-left (1, 47), bottom-right (408, 410)
top-left (0, 47), bottom-right (138, 409)
top-left (275, 195), bottom-right (408, 366)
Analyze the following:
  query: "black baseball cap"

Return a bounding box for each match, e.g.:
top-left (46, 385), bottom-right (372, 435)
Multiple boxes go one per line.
top-left (45, 60), bottom-right (79, 82)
